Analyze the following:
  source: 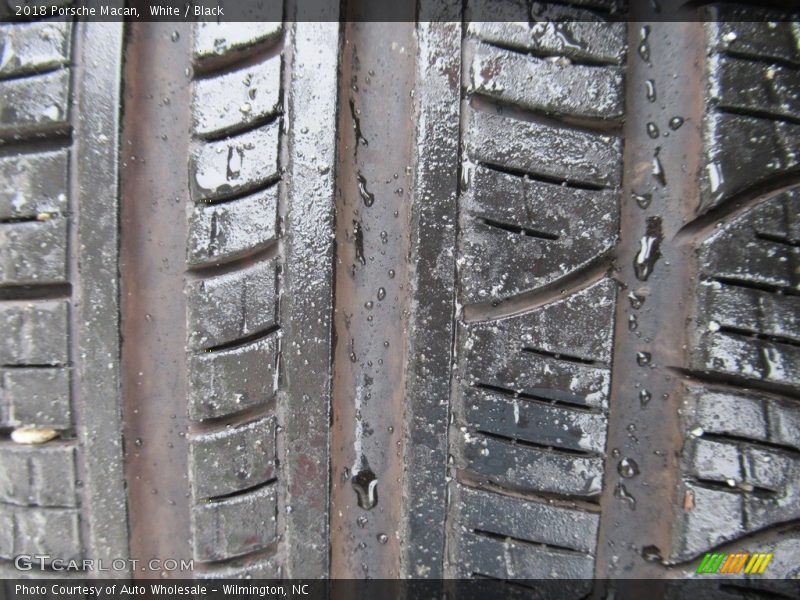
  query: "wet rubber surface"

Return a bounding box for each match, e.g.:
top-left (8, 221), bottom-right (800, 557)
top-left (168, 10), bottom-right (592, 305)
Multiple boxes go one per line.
top-left (329, 12), bottom-right (416, 579)
top-left (0, 4), bottom-right (799, 588)
top-left (120, 21), bottom-right (194, 576)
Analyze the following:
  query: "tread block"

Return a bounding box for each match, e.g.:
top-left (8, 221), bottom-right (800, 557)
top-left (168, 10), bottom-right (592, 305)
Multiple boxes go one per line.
top-left (467, 5), bottom-right (626, 65)
top-left (0, 22), bottom-right (71, 79)
top-left (701, 282), bottom-right (800, 344)
top-left (0, 367), bottom-right (70, 428)
top-left (192, 484), bottom-right (277, 562)
top-left (460, 166), bottom-right (618, 303)
top-left (753, 188), bottom-right (800, 244)
top-left (707, 9), bottom-right (800, 67)
top-left (197, 557), bottom-right (280, 579)
top-left (464, 110), bottom-right (622, 189)
top-left (187, 186), bottom-right (278, 266)
top-left (701, 112), bottom-right (800, 211)
top-left (0, 68), bottom-right (70, 138)
top-left (192, 55), bottom-right (281, 138)
top-left (671, 482), bottom-right (745, 561)
top-left (692, 211), bottom-right (800, 387)
top-left (468, 355), bottom-right (611, 411)
top-left (453, 484), bottom-right (599, 554)
top-left (453, 531), bottom-right (595, 580)
top-left (0, 301), bottom-right (68, 365)
top-left (712, 55), bottom-right (800, 123)
top-left (673, 472), bottom-right (800, 562)
top-left (0, 150), bottom-right (68, 220)
top-left (456, 431), bottom-right (604, 497)
top-left (189, 123), bottom-right (281, 203)
top-left (462, 387), bottom-right (606, 454)
top-left (188, 335), bottom-right (278, 421)
top-left (0, 504), bottom-right (81, 560)
top-left (462, 278), bottom-right (617, 366)
top-left (682, 387), bottom-right (800, 452)
top-left (193, 22), bottom-right (282, 65)
top-left (699, 193), bottom-right (799, 292)
top-left (690, 332), bottom-right (800, 389)
top-left (186, 259), bottom-right (278, 350)
top-left (685, 437), bottom-right (747, 485)
top-left (0, 443), bottom-right (76, 507)
top-left (0, 217), bottom-right (67, 285)
top-left (189, 416), bottom-right (276, 499)
top-left (469, 41), bottom-right (624, 120)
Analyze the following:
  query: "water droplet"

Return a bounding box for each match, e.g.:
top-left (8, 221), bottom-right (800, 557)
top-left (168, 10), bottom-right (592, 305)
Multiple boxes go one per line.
top-left (376, 288), bottom-right (386, 301)
top-left (134, 438), bottom-right (143, 447)
top-left (639, 389), bottom-right (652, 406)
top-left (353, 220), bottom-right (365, 265)
top-left (637, 25), bottom-right (651, 62)
top-left (669, 116), bottom-right (684, 130)
top-left (377, 534), bottom-right (388, 544)
top-left (636, 351), bottom-right (652, 366)
top-left (632, 192), bottom-right (652, 209)
top-left (351, 466), bottom-right (378, 510)
top-left (387, 269), bottom-right (395, 279)
top-left (356, 173), bottom-right (375, 207)
top-left (646, 122), bottom-right (659, 139)
top-left (628, 291), bottom-right (646, 309)
top-left (614, 483), bottom-right (636, 508)
top-left (645, 79), bottom-right (657, 102)
top-left (170, 31), bottom-right (180, 42)
top-left (651, 147), bottom-right (666, 187)
top-left (364, 300), bottom-right (373, 310)
top-left (356, 515), bottom-right (368, 528)
top-left (226, 146), bottom-right (243, 181)
top-left (642, 545), bottom-right (662, 562)
top-left (628, 315), bottom-right (638, 331)
top-left (618, 457), bottom-right (640, 478)
top-left (707, 162), bottom-right (724, 197)
top-left (634, 216), bottom-right (663, 281)
top-left (349, 97), bottom-right (368, 146)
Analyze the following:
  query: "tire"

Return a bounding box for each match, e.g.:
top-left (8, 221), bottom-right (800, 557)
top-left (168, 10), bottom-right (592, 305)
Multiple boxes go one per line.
top-left (0, 2), bottom-right (798, 590)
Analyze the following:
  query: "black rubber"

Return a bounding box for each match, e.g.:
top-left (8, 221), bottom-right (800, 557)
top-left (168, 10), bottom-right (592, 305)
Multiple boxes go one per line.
top-left (0, 2), bottom-right (799, 589)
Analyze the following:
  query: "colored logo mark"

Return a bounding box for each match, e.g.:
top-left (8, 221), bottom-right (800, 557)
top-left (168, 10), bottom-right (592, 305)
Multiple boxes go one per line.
top-left (696, 552), bottom-right (773, 574)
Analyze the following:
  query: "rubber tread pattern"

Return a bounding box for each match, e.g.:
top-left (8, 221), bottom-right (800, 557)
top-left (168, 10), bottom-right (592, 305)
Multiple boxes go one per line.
top-left (186, 21), bottom-right (285, 577)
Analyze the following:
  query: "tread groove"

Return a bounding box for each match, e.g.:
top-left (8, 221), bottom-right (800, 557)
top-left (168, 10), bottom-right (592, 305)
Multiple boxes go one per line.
top-left (196, 111), bottom-right (283, 144)
top-left (472, 529), bottom-right (592, 557)
top-left (469, 93), bottom-right (623, 134)
top-left (455, 469), bottom-right (602, 511)
top-left (201, 323), bottom-right (280, 354)
top-left (521, 346), bottom-right (601, 367)
top-left (472, 382), bottom-right (601, 413)
top-left (699, 431), bottom-right (800, 458)
top-left (461, 257), bottom-right (612, 323)
top-left (201, 477), bottom-right (277, 504)
top-left (186, 239), bottom-right (279, 278)
top-left (476, 38), bottom-right (619, 68)
top-left (475, 429), bottom-right (601, 458)
top-left (716, 104), bottom-right (800, 128)
top-left (476, 216), bottom-right (559, 241)
top-left (476, 160), bottom-right (608, 192)
top-left (717, 325), bottom-right (800, 349)
top-left (0, 284), bottom-right (72, 301)
top-left (668, 367), bottom-right (800, 402)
